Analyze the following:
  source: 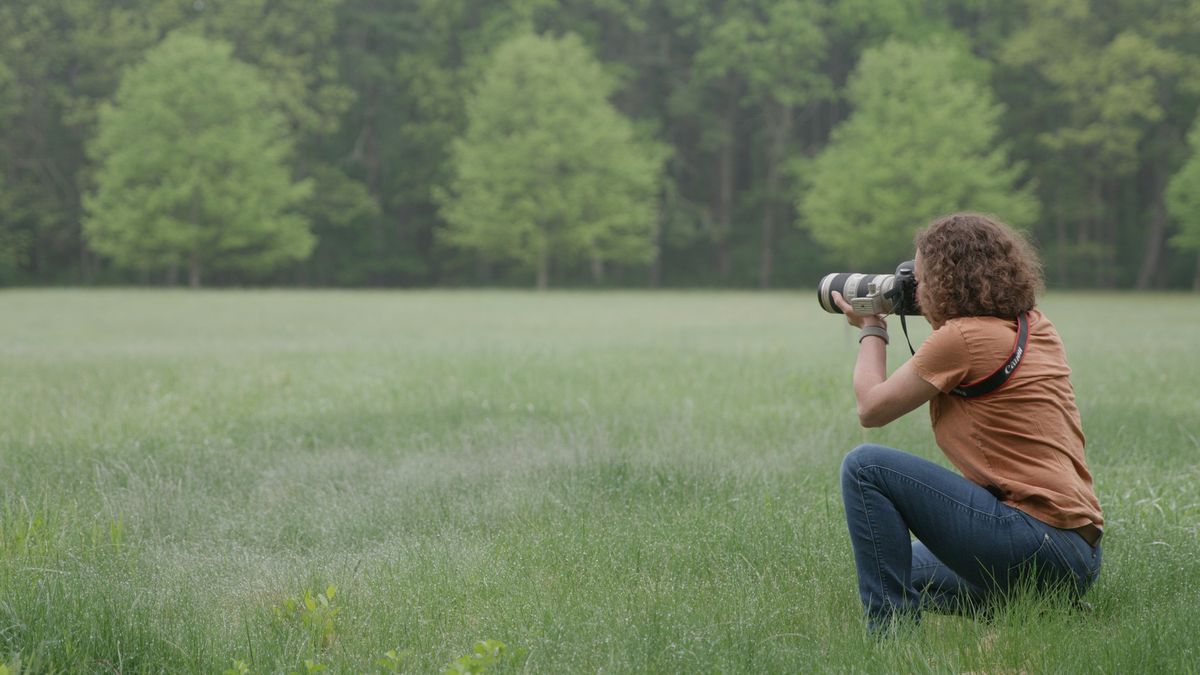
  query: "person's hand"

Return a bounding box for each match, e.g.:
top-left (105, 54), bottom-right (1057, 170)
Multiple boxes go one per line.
top-left (832, 291), bottom-right (887, 330)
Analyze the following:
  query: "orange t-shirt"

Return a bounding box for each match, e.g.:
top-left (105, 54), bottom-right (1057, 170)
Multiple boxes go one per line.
top-left (910, 309), bottom-right (1103, 530)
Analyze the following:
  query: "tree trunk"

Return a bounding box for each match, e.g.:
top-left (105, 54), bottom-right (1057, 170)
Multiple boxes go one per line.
top-left (189, 254), bottom-right (201, 288)
top-left (714, 100), bottom-right (736, 283)
top-left (715, 240), bottom-right (730, 282)
top-left (1136, 134), bottom-right (1172, 290)
top-left (476, 257), bottom-right (492, 284)
top-left (759, 102), bottom-right (793, 289)
top-left (1054, 198), bottom-right (1069, 286)
top-left (758, 208), bottom-right (775, 288)
top-left (1097, 178), bottom-right (1117, 288)
top-left (166, 262), bottom-right (179, 286)
top-left (651, 118), bottom-right (675, 290)
top-left (536, 249), bottom-right (548, 290)
top-left (1080, 178), bottom-right (1100, 287)
top-left (354, 83), bottom-right (385, 284)
top-left (1135, 182), bottom-right (1168, 289)
top-left (1193, 251), bottom-right (1200, 291)
top-left (648, 210), bottom-right (663, 288)
top-left (590, 256), bottom-right (604, 284)
top-left (80, 246), bottom-right (93, 284)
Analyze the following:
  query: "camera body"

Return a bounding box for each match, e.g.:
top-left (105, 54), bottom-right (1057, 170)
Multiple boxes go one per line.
top-left (817, 260), bottom-right (920, 316)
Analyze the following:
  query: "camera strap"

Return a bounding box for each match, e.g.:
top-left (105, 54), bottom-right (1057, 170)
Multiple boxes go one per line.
top-left (949, 312), bottom-right (1029, 398)
top-left (899, 313), bottom-right (917, 356)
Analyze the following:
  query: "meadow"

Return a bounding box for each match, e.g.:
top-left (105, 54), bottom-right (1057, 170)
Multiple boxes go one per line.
top-left (1, 290), bottom-right (1198, 674)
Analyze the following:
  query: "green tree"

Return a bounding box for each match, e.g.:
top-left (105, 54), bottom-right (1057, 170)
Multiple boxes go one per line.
top-left (438, 32), bottom-right (664, 289)
top-left (672, 0), bottom-right (830, 285)
top-left (736, 0), bottom-right (830, 289)
top-left (0, 56), bottom-right (20, 282)
top-left (1166, 117), bottom-right (1200, 290)
top-left (1000, 0), bottom-right (1200, 288)
top-left (0, 1), bottom-right (131, 283)
top-left (84, 32), bottom-right (313, 287)
top-left (0, 0), bottom-right (350, 285)
top-left (799, 39), bottom-right (1039, 269)
top-left (193, 0), bottom-right (361, 286)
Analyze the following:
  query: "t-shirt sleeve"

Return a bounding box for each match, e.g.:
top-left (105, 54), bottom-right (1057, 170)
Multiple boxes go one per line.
top-left (911, 322), bottom-right (972, 393)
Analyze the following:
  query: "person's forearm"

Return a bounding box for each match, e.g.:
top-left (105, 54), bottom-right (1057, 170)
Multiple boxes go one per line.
top-left (853, 335), bottom-right (888, 414)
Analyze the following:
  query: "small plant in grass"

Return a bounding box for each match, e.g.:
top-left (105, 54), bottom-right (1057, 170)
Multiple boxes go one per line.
top-left (274, 585), bottom-right (341, 650)
top-left (443, 640), bottom-right (514, 674)
top-left (377, 648), bottom-right (412, 673)
top-left (288, 659), bottom-right (327, 674)
top-left (1, 657), bottom-right (20, 675)
top-left (222, 659), bottom-right (251, 675)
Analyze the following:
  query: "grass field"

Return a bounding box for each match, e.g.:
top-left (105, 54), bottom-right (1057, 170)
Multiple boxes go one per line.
top-left (1, 290), bottom-right (1198, 674)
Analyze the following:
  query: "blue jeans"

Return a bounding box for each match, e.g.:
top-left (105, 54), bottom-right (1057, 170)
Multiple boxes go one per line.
top-left (840, 444), bottom-right (1102, 628)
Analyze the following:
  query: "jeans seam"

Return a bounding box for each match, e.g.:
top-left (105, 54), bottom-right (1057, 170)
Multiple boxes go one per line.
top-left (853, 461), bottom-right (1007, 614)
top-left (856, 463), bottom-right (1015, 523)
top-left (854, 461), bottom-right (1016, 605)
top-left (854, 470), bottom-right (890, 614)
top-left (1044, 528), bottom-right (1096, 586)
top-left (1006, 533), bottom-right (1051, 574)
top-left (1042, 531), bottom-right (1074, 574)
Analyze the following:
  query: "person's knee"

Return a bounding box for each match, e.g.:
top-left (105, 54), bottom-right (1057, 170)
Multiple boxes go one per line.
top-left (842, 443), bottom-right (892, 478)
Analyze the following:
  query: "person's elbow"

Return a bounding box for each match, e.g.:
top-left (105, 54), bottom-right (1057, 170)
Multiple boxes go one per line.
top-left (853, 366), bottom-right (936, 428)
top-left (856, 399), bottom-right (892, 428)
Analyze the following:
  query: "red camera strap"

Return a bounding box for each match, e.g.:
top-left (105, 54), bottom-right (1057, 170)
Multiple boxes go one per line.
top-left (949, 312), bottom-right (1029, 398)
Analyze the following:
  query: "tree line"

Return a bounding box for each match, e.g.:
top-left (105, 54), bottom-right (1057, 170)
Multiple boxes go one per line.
top-left (2, 0), bottom-right (1200, 289)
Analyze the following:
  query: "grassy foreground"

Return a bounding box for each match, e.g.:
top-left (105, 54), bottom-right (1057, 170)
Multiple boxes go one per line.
top-left (1, 290), bottom-right (1198, 674)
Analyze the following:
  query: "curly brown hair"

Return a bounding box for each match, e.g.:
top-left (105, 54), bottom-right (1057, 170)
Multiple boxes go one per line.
top-left (914, 213), bottom-right (1043, 324)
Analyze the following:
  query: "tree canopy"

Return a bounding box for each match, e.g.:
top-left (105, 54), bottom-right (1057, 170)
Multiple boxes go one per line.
top-left (799, 40), bottom-right (1038, 270)
top-left (438, 32), bottom-right (664, 288)
top-left (1167, 117), bottom-right (1200, 288)
top-left (84, 32), bottom-right (313, 286)
top-left (2, 0), bottom-right (1200, 288)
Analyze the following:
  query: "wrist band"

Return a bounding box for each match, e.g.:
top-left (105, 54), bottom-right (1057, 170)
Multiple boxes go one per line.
top-left (859, 326), bottom-right (889, 345)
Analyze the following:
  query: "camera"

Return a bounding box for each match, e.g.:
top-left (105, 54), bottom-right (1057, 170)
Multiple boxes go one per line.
top-left (817, 260), bottom-right (920, 316)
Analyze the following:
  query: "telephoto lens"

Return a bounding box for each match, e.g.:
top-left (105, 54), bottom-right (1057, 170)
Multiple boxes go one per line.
top-left (817, 273), bottom-right (899, 315)
top-left (817, 260), bottom-right (920, 316)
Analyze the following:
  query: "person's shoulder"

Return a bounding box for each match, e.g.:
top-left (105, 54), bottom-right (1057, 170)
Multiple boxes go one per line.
top-left (941, 315), bottom-right (1023, 359)
top-left (1026, 308), bottom-right (1066, 344)
top-left (913, 316), bottom-right (972, 392)
top-left (940, 315), bottom-right (995, 340)
top-left (1027, 307), bottom-right (1052, 330)
top-left (917, 316), bottom-right (971, 356)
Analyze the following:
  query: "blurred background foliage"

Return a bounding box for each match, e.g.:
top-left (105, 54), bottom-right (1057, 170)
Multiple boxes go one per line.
top-left (2, 0), bottom-right (1200, 289)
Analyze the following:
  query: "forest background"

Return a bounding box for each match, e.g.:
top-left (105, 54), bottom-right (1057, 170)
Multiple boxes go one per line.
top-left (4, 0), bottom-right (1200, 291)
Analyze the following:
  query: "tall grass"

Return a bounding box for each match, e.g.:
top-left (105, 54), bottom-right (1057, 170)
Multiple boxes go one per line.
top-left (1, 290), bottom-right (1197, 673)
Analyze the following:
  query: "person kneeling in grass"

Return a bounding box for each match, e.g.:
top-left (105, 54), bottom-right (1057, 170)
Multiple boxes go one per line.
top-left (832, 213), bottom-right (1103, 634)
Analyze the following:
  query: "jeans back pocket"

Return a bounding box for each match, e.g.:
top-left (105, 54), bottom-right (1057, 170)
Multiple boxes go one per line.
top-left (1005, 525), bottom-right (1077, 594)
